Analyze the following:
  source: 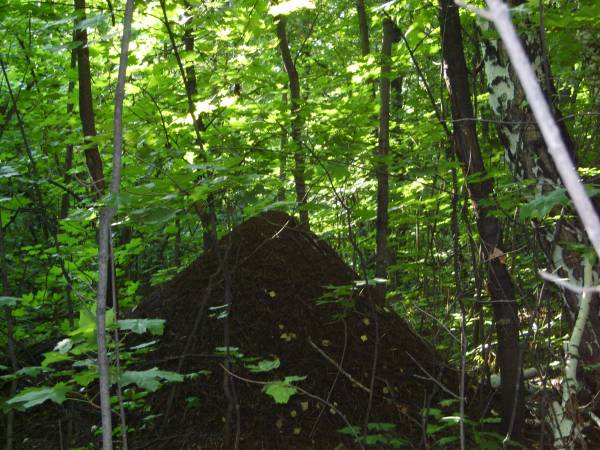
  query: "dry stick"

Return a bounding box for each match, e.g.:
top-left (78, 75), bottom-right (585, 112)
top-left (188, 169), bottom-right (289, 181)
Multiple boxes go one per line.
top-left (307, 336), bottom-right (370, 394)
top-left (95, 1), bottom-right (134, 449)
top-left (407, 353), bottom-right (460, 400)
top-left (309, 321), bottom-right (350, 438)
top-left (216, 226), bottom-right (240, 450)
top-left (538, 270), bottom-right (600, 295)
top-left (110, 238), bottom-right (128, 450)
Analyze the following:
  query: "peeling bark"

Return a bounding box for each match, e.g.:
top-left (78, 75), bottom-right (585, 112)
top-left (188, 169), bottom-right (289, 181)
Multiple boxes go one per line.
top-left (479, 0), bottom-right (600, 380)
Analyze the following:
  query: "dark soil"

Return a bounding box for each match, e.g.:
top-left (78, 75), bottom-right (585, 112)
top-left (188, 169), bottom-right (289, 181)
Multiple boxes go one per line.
top-left (128, 211), bottom-right (451, 449)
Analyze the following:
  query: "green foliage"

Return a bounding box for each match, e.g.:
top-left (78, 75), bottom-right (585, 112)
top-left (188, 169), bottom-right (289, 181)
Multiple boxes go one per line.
top-left (117, 319), bottom-right (166, 336)
top-left (338, 423), bottom-right (408, 447)
top-left (6, 383), bottom-right (73, 409)
top-left (120, 368), bottom-right (184, 392)
top-left (0, 0), bottom-right (598, 445)
top-left (246, 358), bottom-right (280, 373)
top-left (263, 375), bottom-right (306, 404)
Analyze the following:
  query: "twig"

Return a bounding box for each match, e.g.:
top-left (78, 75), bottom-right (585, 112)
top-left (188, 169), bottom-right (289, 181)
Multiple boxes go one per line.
top-left (407, 352), bottom-right (460, 400)
top-left (538, 270), bottom-right (600, 294)
top-left (307, 337), bottom-right (371, 393)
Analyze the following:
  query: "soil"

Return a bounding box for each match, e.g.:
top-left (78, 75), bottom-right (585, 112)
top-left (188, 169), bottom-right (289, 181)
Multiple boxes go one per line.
top-left (128, 211), bottom-right (451, 449)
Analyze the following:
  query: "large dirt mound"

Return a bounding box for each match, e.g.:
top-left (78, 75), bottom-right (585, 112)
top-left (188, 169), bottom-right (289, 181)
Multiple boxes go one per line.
top-left (131, 211), bottom-right (448, 449)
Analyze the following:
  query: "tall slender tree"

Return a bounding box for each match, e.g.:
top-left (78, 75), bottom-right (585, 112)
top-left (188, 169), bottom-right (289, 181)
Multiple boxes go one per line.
top-left (375, 17), bottom-right (393, 301)
top-left (74, 0), bottom-right (105, 196)
top-left (276, 15), bottom-right (310, 230)
top-left (439, 0), bottom-right (524, 438)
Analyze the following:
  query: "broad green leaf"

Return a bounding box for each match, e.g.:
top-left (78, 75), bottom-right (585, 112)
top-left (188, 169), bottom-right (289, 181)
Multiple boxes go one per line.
top-left (367, 422), bottom-right (396, 431)
top-left (73, 369), bottom-right (98, 387)
top-left (519, 188), bottom-right (567, 220)
top-left (118, 319), bottom-right (165, 336)
top-left (120, 368), bottom-right (183, 392)
top-left (263, 382), bottom-right (297, 404)
top-left (246, 358), bottom-right (280, 373)
top-left (263, 375), bottom-right (306, 404)
top-left (14, 367), bottom-right (45, 378)
top-left (7, 383), bottom-right (72, 408)
top-left (41, 352), bottom-right (72, 368)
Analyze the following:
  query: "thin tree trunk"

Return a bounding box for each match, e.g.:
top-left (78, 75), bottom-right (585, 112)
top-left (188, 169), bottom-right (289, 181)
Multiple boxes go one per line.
top-left (440, 0), bottom-right (524, 438)
top-left (479, 1), bottom-right (600, 369)
top-left (276, 16), bottom-right (309, 230)
top-left (1, 214), bottom-right (18, 450)
top-left (159, 0), bottom-right (218, 252)
top-left (74, 0), bottom-right (105, 195)
top-left (375, 18), bottom-right (393, 300)
top-left (356, 0), bottom-right (370, 56)
top-left (277, 93), bottom-right (288, 202)
top-left (95, 1), bottom-right (135, 448)
top-left (61, 46), bottom-right (77, 219)
top-left (74, 0), bottom-right (118, 309)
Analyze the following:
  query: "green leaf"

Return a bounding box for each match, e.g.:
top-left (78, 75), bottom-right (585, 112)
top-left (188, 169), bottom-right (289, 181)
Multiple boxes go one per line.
top-left (263, 382), bottom-right (297, 404)
top-left (0, 296), bottom-right (20, 307)
top-left (367, 422), bottom-right (396, 431)
top-left (519, 187), bottom-right (567, 220)
top-left (7, 383), bottom-right (72, 409)
top-left (41, 352), bottom-right (72, 368)
top-left (436, 436), bottom-right (459, 446)
top-left (120, 368), bottom-right (183, 392)
top-left (15, 366), bottom-right (45, 378)
top-left (118, 319), bottom-right (165, 336)
top-left (263, 375), bottom-right (306, 404)
top-left (73, 369), bottom-right (98, 387)
top-left (246, 358), bottom-right (280, 373)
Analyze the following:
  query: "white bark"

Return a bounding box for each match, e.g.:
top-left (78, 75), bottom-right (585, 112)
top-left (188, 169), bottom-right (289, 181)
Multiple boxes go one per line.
top-left (551, 259), bottom-right (593, 449)
top-left (462, 0), bottom-right (600, 258)
top-left (455, 1), bottom-right (600, 447)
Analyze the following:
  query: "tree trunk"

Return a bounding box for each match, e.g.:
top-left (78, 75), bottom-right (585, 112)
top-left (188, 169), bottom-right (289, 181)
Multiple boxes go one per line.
top-left (61, 46), bottom-right (77, 220)
top-left (74, 0), bottom-right (118, 309)
top-left (159, 0), bottom-right (218, 252)
top-left (479, 2), bottom-right (600, 445)
top-left (95, 2), bottom-right (135, 448)
top-left (375, 18), bottom-right (393, 301)
top-left (480, 3), bottom-right (600, 366)
top-left (356, 0), bottom-right (370, 56)
top-left (1, 214), bottom-right (18, 450)
top-left (74, 0), bottom-right (105, 196)
top-left (276, 16), bottom-right (309, 231)
top-left (440, 0), bottom-right (524, 438)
